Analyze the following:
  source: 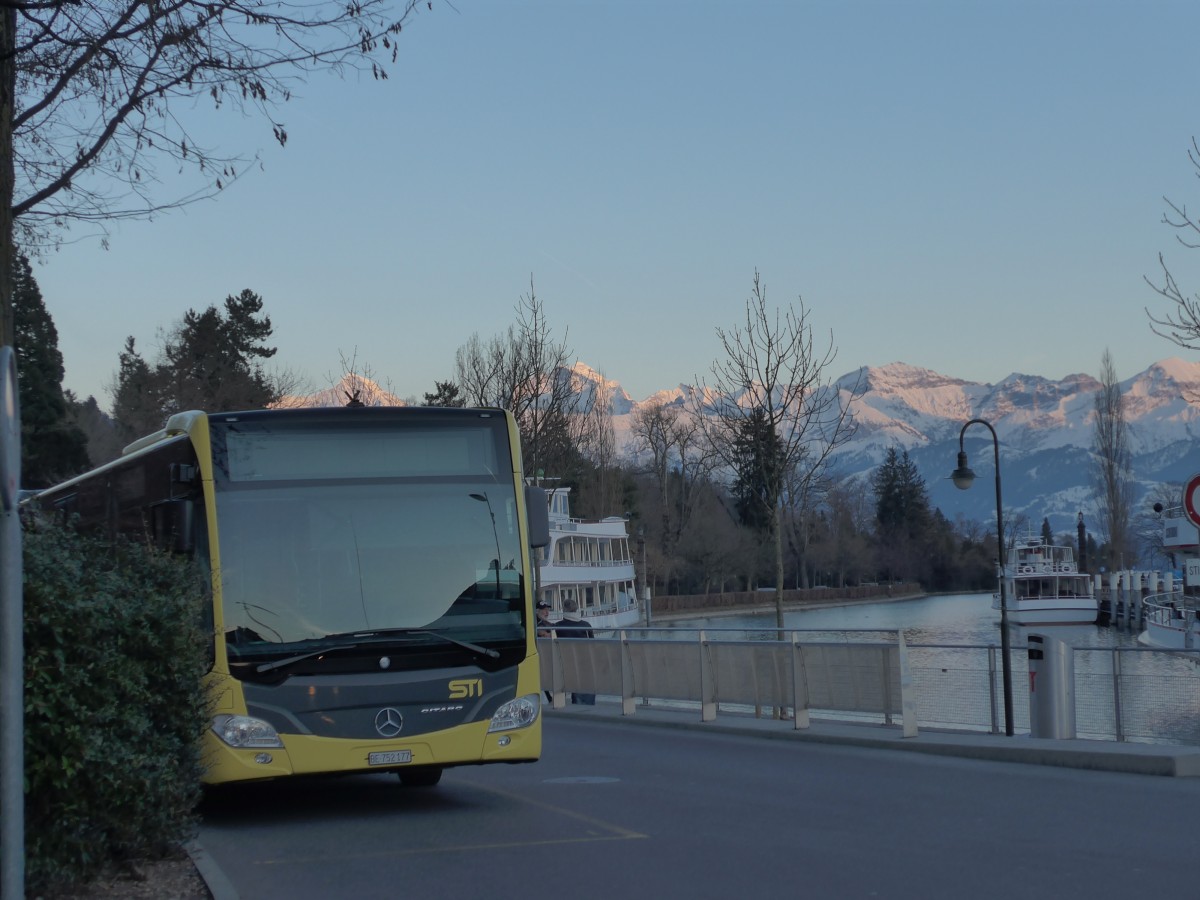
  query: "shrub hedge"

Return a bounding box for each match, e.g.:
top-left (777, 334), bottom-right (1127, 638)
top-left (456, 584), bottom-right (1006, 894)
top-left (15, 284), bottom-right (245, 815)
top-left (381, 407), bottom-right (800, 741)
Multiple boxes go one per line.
top-left (22, 517), bottom-right (210, 893)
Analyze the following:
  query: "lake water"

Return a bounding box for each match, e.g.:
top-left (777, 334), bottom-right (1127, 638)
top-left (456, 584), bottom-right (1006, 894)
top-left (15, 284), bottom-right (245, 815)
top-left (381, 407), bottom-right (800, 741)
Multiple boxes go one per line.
top-left (657, 591), bottom-right (1143, 649)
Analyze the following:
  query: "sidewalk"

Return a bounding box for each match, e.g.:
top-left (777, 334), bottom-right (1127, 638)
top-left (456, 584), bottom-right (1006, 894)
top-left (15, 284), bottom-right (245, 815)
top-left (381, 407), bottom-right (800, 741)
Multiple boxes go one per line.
top-left (544, 700), bottom-right (1200, 778)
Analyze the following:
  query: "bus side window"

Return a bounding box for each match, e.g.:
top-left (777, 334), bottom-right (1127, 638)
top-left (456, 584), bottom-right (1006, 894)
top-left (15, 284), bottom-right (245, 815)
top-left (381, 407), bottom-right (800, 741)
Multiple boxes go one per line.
top-left (150, 499), bottom-right (196, 555)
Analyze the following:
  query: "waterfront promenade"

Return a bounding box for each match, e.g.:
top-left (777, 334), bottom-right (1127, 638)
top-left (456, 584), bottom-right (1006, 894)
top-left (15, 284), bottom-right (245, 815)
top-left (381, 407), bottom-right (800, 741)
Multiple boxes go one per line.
top-left (647, 582), bottom-right (926, 621)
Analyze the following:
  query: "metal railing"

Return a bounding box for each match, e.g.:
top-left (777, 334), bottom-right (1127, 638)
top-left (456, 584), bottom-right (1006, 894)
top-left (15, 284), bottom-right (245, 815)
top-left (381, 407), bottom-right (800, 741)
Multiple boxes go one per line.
top-left (1141, 590), bottom-right (1200, 650)
top-left (538, 628), bottom-right (918, 736)
top-left (538, 628), bottom-right (1200, 745)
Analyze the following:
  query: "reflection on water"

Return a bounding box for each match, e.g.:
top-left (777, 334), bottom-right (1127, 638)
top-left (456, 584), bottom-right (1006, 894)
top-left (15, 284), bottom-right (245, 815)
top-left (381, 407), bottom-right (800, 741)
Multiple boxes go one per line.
top-left (661, 592), bottom-right (1142, 649)
top-left (653, 593), bottom-right (1199, 745)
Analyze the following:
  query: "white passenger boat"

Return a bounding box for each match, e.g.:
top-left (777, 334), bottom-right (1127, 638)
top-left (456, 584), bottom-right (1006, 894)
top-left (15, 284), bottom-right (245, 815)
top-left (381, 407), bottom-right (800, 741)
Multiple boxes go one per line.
top-left (994, 536), bottom-right (1098, 626)
top-left (1139, 503), bottom-right (1198, 649)
top-left (1140, 593), bottom-right (1200, 650)
top-left (535, 484), bottom-right (643, 630)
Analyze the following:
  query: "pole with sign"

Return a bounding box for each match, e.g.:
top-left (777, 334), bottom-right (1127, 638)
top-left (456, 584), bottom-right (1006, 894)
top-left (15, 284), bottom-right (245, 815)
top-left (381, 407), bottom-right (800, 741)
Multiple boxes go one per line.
top-left (1182, 472), bottom-right (1200, 587)
top-left (1186, 558), bottom-right (1200, 588)
top-left (0, 346), bottom-right (23, 897)
top-left (1184, 472), bottom-right (1200, 528)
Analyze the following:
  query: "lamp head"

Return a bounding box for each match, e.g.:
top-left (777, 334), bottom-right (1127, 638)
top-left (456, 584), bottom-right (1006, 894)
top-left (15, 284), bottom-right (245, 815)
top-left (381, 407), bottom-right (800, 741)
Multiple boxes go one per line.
top-left (951, 451), bottom-right (976, 491)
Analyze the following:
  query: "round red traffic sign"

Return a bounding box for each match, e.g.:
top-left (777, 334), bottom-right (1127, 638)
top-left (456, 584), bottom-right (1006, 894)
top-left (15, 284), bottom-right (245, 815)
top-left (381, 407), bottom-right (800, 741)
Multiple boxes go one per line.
top-left (1185, 472), bottom-right (1200, 530)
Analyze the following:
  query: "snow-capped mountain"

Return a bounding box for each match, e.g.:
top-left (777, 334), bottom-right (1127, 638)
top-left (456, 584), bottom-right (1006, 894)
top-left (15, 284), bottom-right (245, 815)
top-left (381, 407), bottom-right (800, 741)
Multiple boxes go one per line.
top-left (597, 357), bottom-right (1200, 537)
top-left (277, 373), bottom-right (406, 409)
top-left (283, 358), bottom-right (1200, 538)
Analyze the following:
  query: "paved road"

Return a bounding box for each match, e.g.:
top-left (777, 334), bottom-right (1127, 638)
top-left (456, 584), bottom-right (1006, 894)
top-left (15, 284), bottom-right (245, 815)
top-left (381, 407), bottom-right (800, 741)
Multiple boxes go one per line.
top-left (197, 714), bottom-right (1200, 900)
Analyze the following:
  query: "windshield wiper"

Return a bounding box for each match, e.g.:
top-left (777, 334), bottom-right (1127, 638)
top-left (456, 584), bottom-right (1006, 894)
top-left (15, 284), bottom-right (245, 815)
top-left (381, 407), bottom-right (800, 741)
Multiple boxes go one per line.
top-left (252, 643), bottom-right (360, 674)
top-left (346, 628), bottom-right (501, 659)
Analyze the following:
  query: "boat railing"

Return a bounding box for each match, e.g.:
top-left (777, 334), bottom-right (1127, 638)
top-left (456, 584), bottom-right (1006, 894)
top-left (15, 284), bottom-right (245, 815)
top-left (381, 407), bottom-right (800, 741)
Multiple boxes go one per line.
top-left (539, 558), bottom-right (631, 569)
top-left (1012, 562), bottom-right (1077, 575)
top-left (1142, 590), bottom-right (1200, 628)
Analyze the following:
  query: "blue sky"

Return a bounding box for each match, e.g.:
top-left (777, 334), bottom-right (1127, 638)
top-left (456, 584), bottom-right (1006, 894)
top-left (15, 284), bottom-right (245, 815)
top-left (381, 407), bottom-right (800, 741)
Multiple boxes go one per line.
top-left (30, 0), bottom-right (1200, 407)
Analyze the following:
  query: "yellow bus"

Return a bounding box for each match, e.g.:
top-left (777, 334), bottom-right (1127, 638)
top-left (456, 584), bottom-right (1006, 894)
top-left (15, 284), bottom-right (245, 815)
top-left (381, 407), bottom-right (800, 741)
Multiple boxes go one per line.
top-left (35, 406), bottom-right (549, 786)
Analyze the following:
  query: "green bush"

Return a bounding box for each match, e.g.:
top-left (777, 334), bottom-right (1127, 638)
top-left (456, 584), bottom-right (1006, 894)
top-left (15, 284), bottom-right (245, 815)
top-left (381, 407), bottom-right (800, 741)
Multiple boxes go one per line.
top-left (22, 518), bottom-right (210, 893)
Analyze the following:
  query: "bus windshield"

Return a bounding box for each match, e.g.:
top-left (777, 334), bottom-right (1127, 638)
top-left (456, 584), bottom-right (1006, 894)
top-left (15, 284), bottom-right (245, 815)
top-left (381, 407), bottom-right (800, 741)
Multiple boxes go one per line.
top-left (209, 414), bottom-right (526, 656)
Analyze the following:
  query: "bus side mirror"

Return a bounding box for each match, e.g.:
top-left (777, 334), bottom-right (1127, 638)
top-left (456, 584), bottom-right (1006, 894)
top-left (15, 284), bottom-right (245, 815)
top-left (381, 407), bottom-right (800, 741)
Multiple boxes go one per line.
top-left (525, 486), bottom-right (550, 549)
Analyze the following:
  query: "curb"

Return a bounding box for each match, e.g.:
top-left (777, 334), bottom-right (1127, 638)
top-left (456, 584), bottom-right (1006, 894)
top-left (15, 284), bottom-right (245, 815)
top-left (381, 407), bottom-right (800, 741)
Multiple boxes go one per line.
top-left (185, 839), bottom-right (240, 900)
top-left (546, 703), bottom-right (1200, 778)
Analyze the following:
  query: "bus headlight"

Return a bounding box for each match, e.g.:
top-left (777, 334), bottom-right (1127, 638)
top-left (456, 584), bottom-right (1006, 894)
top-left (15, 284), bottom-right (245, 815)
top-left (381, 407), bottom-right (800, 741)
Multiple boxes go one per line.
top-left (488, 694), bottom-right (540, 732)
top-left (211, 714), bottom-right (284, 748)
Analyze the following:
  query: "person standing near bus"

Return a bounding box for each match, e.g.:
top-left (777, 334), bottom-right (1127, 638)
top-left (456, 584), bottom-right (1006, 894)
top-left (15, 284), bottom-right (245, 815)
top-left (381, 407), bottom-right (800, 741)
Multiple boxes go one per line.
top-left (535, 601), bottom-right (555, 703)
top-left (550, 598), bottom-right (595, 705)
top-left (535, 601), bottom-right (553, 637)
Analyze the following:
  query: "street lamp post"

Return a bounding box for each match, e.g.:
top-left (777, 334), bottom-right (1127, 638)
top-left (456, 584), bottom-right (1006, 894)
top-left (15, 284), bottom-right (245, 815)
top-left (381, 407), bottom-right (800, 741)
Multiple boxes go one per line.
top-left (950, 418), bottom-right (1015, 737)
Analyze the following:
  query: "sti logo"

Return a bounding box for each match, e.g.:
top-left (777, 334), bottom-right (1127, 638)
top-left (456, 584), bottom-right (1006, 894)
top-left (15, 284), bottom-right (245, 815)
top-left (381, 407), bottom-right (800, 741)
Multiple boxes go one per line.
top-left (448, 678), bottom-right (483, 699)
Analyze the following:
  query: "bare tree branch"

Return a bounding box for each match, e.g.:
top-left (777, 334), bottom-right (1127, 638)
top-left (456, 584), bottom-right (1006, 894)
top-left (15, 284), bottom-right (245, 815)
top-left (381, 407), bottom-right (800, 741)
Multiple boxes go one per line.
top-left (453, 277), bottom-right (579, 478)
top-left (1146, 138), bottom-right (1200, 371)
top-left (693, 270), bottom-right (862, 634)
top-left (0, 0), bottom-right (430, 345)
top-left (11, 0), bottom-right (424, 241)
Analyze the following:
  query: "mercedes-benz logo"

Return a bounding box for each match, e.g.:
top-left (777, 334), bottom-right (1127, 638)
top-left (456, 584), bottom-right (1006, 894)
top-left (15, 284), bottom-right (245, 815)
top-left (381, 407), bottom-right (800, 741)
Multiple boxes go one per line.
top-left (374, 707), bottom-right (404, 738)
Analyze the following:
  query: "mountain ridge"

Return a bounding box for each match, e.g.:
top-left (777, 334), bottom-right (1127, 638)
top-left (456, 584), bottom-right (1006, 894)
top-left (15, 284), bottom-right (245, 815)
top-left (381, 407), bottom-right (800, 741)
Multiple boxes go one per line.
top-left (599, 357), bottom-right (1200, 538)
top-left (283, 358), bottom-right (1200, 539)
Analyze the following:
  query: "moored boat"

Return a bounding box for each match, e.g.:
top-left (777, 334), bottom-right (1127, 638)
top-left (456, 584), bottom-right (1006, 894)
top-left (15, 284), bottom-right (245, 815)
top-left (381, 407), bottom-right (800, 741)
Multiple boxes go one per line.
top-left (1140, 502), bottom-right (1199, 649)
top-left (535, 484), bottom-right (643, 630)
top-left (994, 535), bottom-right (1098, 626)
top-left (1140, 593), bottom-right (1200, 649)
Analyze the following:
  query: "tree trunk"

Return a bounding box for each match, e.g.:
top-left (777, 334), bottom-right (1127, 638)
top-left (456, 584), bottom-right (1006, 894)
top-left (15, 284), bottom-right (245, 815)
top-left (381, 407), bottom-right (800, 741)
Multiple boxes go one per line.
top-left (0, 6), bottom-right (16, 348)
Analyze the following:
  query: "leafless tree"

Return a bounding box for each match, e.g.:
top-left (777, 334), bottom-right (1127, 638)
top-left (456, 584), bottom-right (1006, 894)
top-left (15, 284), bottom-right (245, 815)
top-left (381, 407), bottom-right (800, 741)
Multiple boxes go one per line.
top-left (454, 279), bottom-right (579, 479)
top-left (627, 395), bottom-right (716, 561)
top-left (0, 0), bottom-right (428, 346)
top-left (781, 464), bottom-right (824, 588)
top-left (1146, 137), bottom-right (1200, 403)
top-left (321, 348), bottom-right (402, 407)
top-left (673, 483), bottom-right (756, 596)
top-left (1091, 349), bottom-right (1135, 569)
top-left (810, 477), bottom-right (874, 588)
top-left (694, 270), bottom-right (861, 633)
top-left (572, 366), bottom-right (623, 516)
top-left (1136, 481), bottom-right (1180, 569)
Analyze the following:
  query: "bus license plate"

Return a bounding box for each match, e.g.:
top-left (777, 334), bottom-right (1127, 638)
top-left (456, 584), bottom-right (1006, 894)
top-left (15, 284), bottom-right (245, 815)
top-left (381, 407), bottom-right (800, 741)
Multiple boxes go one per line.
top-left (368, 750), bottom-right (412, 766)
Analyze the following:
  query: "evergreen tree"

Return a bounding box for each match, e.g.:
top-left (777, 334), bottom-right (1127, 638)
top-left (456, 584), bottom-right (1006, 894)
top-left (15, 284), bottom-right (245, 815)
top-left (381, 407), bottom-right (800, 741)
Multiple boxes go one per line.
top-left (1041, 517), bottom-right (1053, 546)
top-left (68, 392), bottom-right (124, 467)
top-left (12, 250), bottom-right (88, 486)
top-left (111, 336), bottom-right (162, 444)
top-left (872, 447), bottom-right (932, 583)
top-left (1091, 349), bottom-right (1134, 569)
top-left (111, 289), bottom-right (282, 439)
top-left (924, 508), bottom-right (961, 591)
top-left (730, 407), bottom-right (786, 535)
top-left (422, 380), bottom-right (466, 407)
top-left (162, 290), bottom-right (278, 413)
